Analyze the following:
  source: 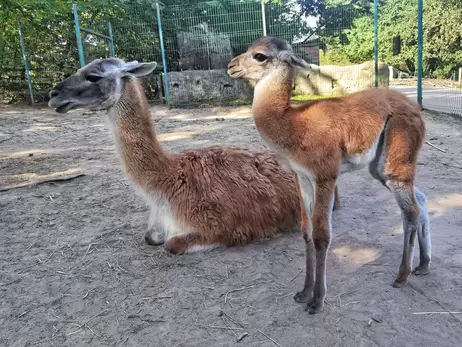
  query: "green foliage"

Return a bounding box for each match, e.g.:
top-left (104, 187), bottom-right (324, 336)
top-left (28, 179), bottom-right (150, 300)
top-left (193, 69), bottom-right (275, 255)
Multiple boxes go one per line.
top-left (0, 0), bottom-right (312, 102)
top-left (1, 0), bottom-right (461, 103)
top-left (319, 0), bottom-right (462, 76)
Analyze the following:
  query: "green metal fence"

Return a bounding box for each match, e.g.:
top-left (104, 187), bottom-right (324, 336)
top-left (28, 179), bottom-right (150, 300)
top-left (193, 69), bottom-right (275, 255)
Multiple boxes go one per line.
top-left (1, 0), bottom-right (461, 115)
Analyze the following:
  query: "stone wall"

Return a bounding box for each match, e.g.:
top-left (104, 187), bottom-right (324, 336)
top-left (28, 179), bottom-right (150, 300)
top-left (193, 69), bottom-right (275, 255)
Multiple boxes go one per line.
top-left (177, 25), bottom-right (233, 70)
top-left (166, 61), bottom-right (390, 104)
top-left (294, 60), bottom-right (390, 96)
top-left (167, 69), bottom-right (253, 104)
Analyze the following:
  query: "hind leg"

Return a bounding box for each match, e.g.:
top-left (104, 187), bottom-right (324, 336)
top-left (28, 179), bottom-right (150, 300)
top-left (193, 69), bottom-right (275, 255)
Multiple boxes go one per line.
top-left (332, 185), bottom-right (341, 211)
top-left (387, 181), bottom-right (420, 287)
top-left (164, 233), bottom-right (220, 254)
top-left (374, 113), bottom-right (426, 287)
top-left (413, 188), bottom-right (431, 275)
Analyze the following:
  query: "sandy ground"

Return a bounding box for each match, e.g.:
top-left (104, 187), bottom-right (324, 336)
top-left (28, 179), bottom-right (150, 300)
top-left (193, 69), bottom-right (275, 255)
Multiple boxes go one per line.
top-left (1, 104), bottom-right (461, 347)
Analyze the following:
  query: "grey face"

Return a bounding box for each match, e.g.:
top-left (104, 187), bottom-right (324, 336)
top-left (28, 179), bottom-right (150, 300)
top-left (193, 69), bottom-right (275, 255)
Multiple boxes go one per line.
top-left (48, 58), bottom-right (157, 114)
top-left (227, 36), bottom-right (310, 82)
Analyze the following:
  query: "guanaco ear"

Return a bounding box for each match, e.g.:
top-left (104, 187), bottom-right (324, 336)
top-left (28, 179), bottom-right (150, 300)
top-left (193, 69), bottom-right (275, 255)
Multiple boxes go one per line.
top-left (123, 61), bottom-right (158, 77)
top-left (278, 51), bottom-right (310, 69)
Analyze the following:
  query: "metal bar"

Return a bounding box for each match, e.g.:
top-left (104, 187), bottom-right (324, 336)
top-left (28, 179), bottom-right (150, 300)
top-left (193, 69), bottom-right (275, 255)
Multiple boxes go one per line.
top-left (73, 3), bottom-right (85, 68)
top-left (156, 75), bottom-right (163, 103)
top-left (17, 20), bottom-right (34, 104)
top-left (417, 0), bottom-right (423, 108)
top-left (261, 0), bottom-right (267, 36)
top-left (108, 23), bottom-right (115, 57)
top-left (156, 2), bottom-right (170, 106)
top-left (459, 67), bottom-right (461, 89)
top-left (374, 0), bottom-right (378, 88)
top-left (80, 27), bottom-right (112, 41)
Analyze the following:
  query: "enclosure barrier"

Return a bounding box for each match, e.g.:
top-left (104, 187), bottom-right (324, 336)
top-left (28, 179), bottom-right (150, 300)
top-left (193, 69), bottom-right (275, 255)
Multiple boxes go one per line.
top-left (1, 0), bottom-right (460, 116)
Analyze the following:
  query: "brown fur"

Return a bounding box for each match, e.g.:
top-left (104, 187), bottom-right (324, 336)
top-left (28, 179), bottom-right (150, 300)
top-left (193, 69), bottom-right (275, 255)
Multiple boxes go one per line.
top-left (114, 78), bottom-right (301, 251)
top-left (48, 58), bottom-right (344, 254)
top-left (228, 36), bottom-right (430, 314)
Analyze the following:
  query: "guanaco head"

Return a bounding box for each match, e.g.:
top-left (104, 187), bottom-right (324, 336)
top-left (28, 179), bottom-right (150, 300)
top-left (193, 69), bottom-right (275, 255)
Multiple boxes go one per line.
top-left (48, 58), bottom-right (157, 113)
top-left (227, 36), bottom-right (310, 82)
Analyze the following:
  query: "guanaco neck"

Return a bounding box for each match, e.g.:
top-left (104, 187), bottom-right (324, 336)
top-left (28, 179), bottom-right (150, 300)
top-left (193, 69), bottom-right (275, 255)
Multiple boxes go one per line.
top-left (108, 76), bottom-right (171, 192)
top-left (251, 63), bottom-right (297, 151)
top-left (252, 63), bottom-right (294, 119)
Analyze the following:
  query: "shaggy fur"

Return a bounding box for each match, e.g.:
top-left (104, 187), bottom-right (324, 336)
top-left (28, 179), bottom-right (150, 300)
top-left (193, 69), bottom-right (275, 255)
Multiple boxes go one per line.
top-left (228, 36), bottom-right (431, 314)
top-left (48, 57), bottom-right (342, 254)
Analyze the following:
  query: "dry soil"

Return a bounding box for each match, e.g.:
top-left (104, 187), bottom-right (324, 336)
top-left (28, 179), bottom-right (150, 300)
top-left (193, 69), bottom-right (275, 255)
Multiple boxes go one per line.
top-left (1, 105), bottom-right (461, 347)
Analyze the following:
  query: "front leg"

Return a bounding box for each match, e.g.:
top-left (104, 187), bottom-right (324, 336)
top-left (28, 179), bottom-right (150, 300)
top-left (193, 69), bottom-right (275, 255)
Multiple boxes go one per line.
top-left (308, 179), bottom-right (336, 314)
top-left (144, 212), bottom-right (166, 246)
top-left (293, 174), bottom-right (316, 305)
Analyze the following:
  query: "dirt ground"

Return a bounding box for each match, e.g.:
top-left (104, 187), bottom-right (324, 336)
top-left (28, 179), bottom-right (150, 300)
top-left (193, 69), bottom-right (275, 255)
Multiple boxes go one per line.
top-left (1, 104), bottom-right (461, 347)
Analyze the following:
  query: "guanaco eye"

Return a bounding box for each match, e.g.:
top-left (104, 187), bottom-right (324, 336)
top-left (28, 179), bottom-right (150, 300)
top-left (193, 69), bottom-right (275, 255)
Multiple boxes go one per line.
top-left (86, 75), bottom-right (102, 83)
top-left (253, 53), bottom-right (268, 62)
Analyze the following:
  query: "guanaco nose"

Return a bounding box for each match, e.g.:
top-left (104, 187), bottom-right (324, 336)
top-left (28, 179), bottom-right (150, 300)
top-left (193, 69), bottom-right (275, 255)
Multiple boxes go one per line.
top-left (227, 60), bottom-right (237, 70)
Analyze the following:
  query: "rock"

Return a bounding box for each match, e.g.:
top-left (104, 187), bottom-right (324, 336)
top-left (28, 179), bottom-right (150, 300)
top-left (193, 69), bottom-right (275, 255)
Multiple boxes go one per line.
top-left (177, 24), bottom-right (233, 70)
top-left (167, 70), bottom-right (253, 105)
top-left (371, 309), bottom-right (386, 323)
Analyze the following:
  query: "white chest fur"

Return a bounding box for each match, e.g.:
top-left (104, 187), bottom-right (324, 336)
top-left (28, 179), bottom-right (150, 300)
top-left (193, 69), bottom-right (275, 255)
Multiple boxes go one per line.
top-left (142, 191), bottom-right (188, 243)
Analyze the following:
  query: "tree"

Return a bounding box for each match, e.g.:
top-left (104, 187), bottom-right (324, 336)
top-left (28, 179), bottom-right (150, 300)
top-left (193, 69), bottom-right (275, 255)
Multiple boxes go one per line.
top-left (315, 0), bottom-right (461, 76)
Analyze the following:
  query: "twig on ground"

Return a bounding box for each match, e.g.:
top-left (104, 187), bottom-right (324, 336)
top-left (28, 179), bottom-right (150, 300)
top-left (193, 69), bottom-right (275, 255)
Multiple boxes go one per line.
top-left (81, 243), bottom-right (93, 262)
top-left (257, 329), bottom-right (284, 347)
top-left (82, 286), bottom-right (98, 299)
top-left (116, 262), bottom-right (128, 273)
top-left (66, 309), bottom-right (110, 336)
top-left (413, 311), bottom-right (462, 315)
top-left (0, 173), bottom-right (86, 192)
top-left (195, 324), bottom-right (244, 331)
top-left (290, 269), bottom-right (303, 282)
top-left (139, 295), bottom-right (172, 300)
top-left (425, 141), bottom-right (447, 153)
top-left (442, 162), bottom-right (462, 170)
top-left (236, 332), bottom-right (249, 342)
top-left (17, 311), bottom-right (27, 318)
top-left (276, 293), bottom-right (293, 301)
top-left (25, 243), bottom-right (36, 251)
top-left (42, 237), bottom-right (59, 264)
top-left (341, 301), bottom-right (359, 308)
top-left (102, 240), bottom-right (114, 253)
top-left (56, 271), bottom-right (70, 275)
top-left (218, 309), bottom-right (246, 329)
top-left (224, 284), bottom-right (259, 304)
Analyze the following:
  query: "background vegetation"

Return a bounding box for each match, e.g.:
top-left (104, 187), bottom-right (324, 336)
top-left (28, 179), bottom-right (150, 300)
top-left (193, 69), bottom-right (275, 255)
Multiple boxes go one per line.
top-left (1, 0), bottom-right (461, 102)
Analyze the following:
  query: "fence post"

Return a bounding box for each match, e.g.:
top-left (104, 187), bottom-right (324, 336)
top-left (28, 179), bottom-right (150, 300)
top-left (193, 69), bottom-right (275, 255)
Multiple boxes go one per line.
top-left (374, 0), bottom-right (378, 88)
top-left (17, 20), bottom-right (34, 105)
top-left (417, 0), bottom-right (423, 108)
top-left (73, 3), bottom-right (85, 68)
top-left (108, 23), bottom-right (115, 57)
top-left (261, 0), bottom-right (267, 36)
top-left (156, 2), bottom-right (170, 106)
top-left (459, 67), bottom-right (462, 89)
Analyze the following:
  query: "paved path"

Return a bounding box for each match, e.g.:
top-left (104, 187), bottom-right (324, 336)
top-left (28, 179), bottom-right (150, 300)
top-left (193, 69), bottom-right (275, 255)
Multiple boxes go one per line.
top-left (392, 86), bottom-right (462, 114)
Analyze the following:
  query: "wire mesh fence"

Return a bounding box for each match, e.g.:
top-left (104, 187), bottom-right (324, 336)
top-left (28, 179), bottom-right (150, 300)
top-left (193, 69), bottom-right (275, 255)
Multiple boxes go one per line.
top-left (1, 0), bottom-right (461, 115)
top-left (1, 6), bottom-right (80, 104)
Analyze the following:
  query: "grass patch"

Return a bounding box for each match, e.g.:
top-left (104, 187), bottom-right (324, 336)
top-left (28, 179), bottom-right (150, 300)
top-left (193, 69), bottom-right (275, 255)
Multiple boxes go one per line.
top-left (166, 94), bottom-right (346, 109)
top-left (290, 93), bottom-right (344, 103)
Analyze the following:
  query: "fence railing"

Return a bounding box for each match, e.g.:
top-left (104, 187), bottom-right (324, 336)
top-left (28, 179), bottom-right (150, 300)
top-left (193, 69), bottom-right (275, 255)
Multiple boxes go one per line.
top-left (1, 0), bottom-right (461, 116)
